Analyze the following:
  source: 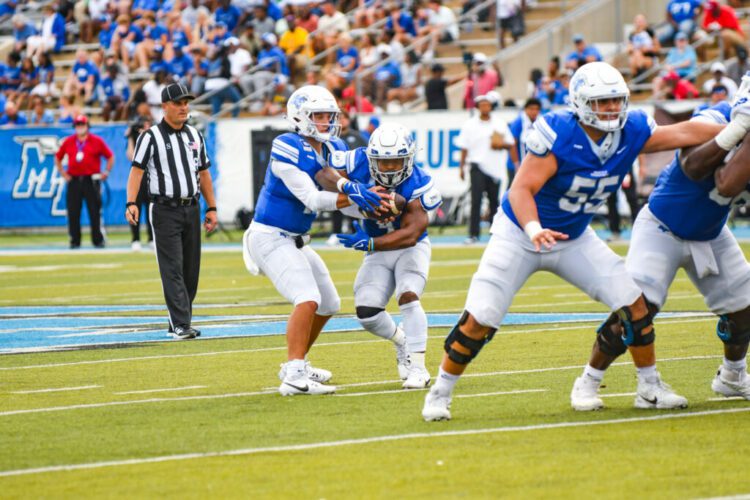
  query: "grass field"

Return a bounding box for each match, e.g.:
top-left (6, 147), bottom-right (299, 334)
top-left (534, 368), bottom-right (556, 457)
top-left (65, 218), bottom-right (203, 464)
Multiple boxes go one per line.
top-left (1, 235), bottom-right (749, 499)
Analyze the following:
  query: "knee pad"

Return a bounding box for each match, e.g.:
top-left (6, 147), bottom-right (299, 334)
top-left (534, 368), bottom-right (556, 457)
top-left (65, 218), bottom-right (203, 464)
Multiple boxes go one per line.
top-left (356, 306), bottom-right (384, 319)
top-left (443, 311), bottom-right (497, 365)
top-left (615, 301), bottom-right (657, 347)
top-left (596, 313), bottom-right (627, 357)
top-left (717, 315), bottom-right (750, 346)
top-left (317, 296), bottom-right (340, 317)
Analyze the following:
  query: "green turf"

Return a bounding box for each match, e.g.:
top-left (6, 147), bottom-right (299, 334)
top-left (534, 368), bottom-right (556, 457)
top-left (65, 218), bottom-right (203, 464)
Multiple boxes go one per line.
top-left (0, 242), bottom-right (749, 498)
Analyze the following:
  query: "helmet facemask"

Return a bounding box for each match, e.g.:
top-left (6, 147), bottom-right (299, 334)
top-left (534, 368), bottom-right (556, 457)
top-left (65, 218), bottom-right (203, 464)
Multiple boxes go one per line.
top-left (580, 95), bottom-right (629, 132)
top-left (368, 155), bottom-right (413, 188)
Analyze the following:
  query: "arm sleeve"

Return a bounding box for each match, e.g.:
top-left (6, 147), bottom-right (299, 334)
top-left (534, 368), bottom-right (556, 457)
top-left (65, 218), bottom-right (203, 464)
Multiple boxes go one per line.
top-left (131, 130), bottom-right (152, 169)
top-left (271, 160), bottom-right (340, 212)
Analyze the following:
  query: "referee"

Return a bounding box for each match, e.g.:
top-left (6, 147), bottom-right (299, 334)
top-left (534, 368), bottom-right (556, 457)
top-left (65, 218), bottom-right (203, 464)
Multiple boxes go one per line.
top-left (125, 83), bottom-right (218, 340)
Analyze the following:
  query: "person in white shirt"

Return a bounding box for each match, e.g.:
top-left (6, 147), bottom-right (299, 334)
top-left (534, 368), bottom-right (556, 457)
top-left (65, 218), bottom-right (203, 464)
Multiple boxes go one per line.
top-left (26, 5), bottom-right (59, 60)
top-left (456, 93), bottom-right (518, 244)
top-left (318, 0), bottom-right (350, 47)
top-left (226, 36), bottom-right (252, 78)
top-left (142, 70), bottom-right (168, 122)
top-left (419, 0), bottom-right (458, 60)
top-left (496, 0), bottom-right (524, 48)
top-left (702, 62), bottom-right (739, 99)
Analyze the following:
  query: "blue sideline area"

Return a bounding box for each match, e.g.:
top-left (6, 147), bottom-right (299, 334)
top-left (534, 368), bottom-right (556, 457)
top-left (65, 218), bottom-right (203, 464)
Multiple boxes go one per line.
top-left (0, 307), bottom-right (708, 354)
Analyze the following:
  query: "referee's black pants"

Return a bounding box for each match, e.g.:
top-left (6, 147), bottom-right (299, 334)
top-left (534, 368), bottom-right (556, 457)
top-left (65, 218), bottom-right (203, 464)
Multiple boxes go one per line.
top-left (469, 163), bottom-right (499, 239)
top-left (66, 175), bottom-right (104, 248)
top-left (150, 203), bottom-right (201, 331)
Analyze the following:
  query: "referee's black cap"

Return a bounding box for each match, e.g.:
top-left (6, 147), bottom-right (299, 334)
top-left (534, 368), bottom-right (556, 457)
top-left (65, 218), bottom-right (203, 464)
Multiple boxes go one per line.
top-left (161, 83), bottom-right (195, 103)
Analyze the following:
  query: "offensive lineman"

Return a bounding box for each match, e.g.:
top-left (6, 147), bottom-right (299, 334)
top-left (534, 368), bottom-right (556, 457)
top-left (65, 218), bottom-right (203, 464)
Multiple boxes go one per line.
top-left (243, 86), bottom-right (387, 395)
top-left (422, 62), bottom-right (728, 421)
top-left (623, 92), bottom-right (750, 400)
top-left (332, 124), bottom-right (443, 388)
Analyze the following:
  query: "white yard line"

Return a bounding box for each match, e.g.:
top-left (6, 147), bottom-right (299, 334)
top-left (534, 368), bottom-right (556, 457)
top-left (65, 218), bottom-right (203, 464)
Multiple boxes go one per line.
top-left (707, 396), bottom-right (747, 402)
top-left (113, 386), bottom-right (207, 395)
top-left (335, 388), bottom-right (429, 397)
top-left (1, 407), bottom-right (748, 478)
top-left (455, 389), bottom-right (548, 398)
top-left (599, 392), bottom-right (637, 398)
top-left (10, 385), bottom-right (100, 394)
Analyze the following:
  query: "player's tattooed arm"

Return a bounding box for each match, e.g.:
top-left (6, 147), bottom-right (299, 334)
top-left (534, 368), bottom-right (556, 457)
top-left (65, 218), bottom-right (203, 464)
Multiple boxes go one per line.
top-left (714, 132), bottom-right (750, 197)
top-left (370, 199), bottom-right (428, 251)
top-left (680, 142), bottom-right (730, 181)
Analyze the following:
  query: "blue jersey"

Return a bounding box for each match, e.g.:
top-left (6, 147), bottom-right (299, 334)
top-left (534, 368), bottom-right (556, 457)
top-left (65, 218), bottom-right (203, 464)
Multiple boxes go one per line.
top-left (254, 133), bottom-right (347, 234)
top-left (502, 109), bottom-right (655, 239)
top-left (331, 148), bottom-right (442, 241)
top-left (648, 102), bottom-right (749, 241)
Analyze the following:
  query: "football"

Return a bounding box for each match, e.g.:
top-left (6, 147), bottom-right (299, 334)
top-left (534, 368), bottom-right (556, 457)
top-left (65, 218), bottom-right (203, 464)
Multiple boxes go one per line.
top-left (366, 191), bottom-right (407, 221)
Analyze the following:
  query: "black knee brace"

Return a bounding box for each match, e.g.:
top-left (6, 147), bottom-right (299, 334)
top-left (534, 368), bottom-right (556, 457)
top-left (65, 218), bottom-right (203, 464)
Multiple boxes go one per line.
top-left (356, 306), bottom-right (384, 319)
top-left (443, 311), bottom-right (497, 365)
top-left (615, 301), bottom-right (656, 347)
top-left (596, 312), bottom-right (627, 357)
top-left (717, 315), bottom-right (750, 345)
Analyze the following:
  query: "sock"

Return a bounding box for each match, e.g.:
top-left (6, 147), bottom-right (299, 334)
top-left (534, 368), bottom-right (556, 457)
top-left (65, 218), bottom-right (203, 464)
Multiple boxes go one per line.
top-left (391, 326), bottom-right (406, 346)
top-left (583, 365), bottom-right (605, 382)
top-left (287, 359), bottom-right (306, 378)
top-left (637, 364), bottom-right (657, 380)
top-left (409, 351), bottom-right (426, 370)
top-left (358, 310), bottom-right (398, 341)
top-left (723, 357), bottom-right (747, 372)
top-left (399, 300), bottom-right (428, 353)
top-left (433, 366), bottom-right (460, 395)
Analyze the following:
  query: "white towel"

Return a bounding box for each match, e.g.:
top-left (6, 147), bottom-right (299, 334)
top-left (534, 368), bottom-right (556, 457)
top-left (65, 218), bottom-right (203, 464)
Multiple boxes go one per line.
top-left (242, 228), bottom-right (262, 276)
top-left (688, 240), bottom-right (719, 279)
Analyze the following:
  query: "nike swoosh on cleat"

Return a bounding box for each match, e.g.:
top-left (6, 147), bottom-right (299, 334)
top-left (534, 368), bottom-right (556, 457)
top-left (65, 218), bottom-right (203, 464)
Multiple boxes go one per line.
top-left (283, 382), bottom-right (309, 392)
top-left (642, 396), bottom-right (657, 405)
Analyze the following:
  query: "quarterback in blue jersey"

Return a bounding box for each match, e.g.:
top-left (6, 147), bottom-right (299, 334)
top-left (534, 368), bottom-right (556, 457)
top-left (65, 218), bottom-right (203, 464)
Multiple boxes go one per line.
top-left (243, 85), bottom-right (388, 396)
top-left (423, 62), bottom-right (728, 421)
top-left (332, 124), bottom-right (442, 388)
top-left (625, 96), bottom-right (750, 401)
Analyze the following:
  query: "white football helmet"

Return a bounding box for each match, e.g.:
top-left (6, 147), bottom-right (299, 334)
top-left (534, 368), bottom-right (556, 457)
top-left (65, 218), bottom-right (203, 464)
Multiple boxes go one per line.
top-left (366, 123), bottom-right (416, 188)
top-left (285, 85), bottom-right (341, 142)
top-left (569, 62), bottom-right (630, 132)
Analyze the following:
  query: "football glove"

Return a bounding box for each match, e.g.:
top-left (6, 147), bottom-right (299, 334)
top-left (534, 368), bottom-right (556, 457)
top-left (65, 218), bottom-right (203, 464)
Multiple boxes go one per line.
top-left (336, 220), bottom-right (373, 252)
top-left (340, 181), bottom-right (382, 212)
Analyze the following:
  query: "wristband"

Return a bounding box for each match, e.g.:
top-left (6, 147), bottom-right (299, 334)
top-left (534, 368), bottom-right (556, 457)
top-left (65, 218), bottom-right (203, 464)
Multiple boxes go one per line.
top-left (206, 207), bottom-right (217, 213)
top-left (126, 201), bottom-right (136, 208)
top-left (523, 221), bottom-right (543, 240)
top-left (715, 119), bottom-right (747, 151)
top-left (368, 237), bottom-right (374, 252)
top-left (336, 177), bottom-right (348, 193)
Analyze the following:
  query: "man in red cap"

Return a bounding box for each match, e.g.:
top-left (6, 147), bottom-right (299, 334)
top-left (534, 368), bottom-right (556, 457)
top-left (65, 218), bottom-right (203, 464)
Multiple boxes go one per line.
top-left (703, 0), bottom-right (745, 57)
top-left (54, 115), bottom-right (115, 249)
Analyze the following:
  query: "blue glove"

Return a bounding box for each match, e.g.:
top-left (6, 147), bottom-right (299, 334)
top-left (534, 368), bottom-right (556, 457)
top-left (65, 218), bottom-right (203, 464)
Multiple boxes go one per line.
top-left (341, 180), bottom-right (381, 212)
top-left (336, 220), bottom-right (373, 252)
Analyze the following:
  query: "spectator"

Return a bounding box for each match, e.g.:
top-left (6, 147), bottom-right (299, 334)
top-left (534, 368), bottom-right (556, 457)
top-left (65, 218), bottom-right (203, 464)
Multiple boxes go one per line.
top-left (238, 22), bottom-right (260, 56)
top-left (30, 51), bottom-right (58, 100)
top-left (250, 5), bottom-right (275, 40)
top-left (100, 64), bottom-right (130, 121)
top-left (361, 115), bottom-right (380, 141)
top-left (279, 15), bottom-right (311, 81)
top-left (207, 21), bottom-right (230, 53)
top-left (124, 114), bottom-right (154, 251)
top-left (97, 15), bottom-right (116, 52)
top-left (241, 32), bottom-right (287, 95)
top-left (189, 9), bottom-right (213, 52)
top-left (662, 31), bottom-right (697, 79)
top-left (0, 100), bottom-right (28, 125)
top-left (0, 0), bottom-right (17, 23)
top-left (564, 34), bottom-right (602, 70)
top-left (226, 36), bottom-right (252, 80)
top-left (28, 95), bottom-right (55, 125)
top-left (463, 52), bottom-right (500, 109)
top-left (259, 73), bottom-right (293, 115)
top-left (181, 0), bottom-right (209, 27)
top-left (534, 75), bottom-right (556, 110)
top-left (425, 62), bottom-right (462, 110)
top-left (695, 83), bottom-right (730, 113)
top-left (169, 45), bottom-right (195, 83)
top-left (187, 47), bottom-right (208, 95)
top-left (358, 32), bottom-right (380, 72)
top-left (63, 50), bottom-right (99, 105)
top-left (2, 51), bottom-right (22, 95)
top-left (385, 2), bottom-right (417, 42)
top-left (655, 70), bottom-right (699, 99)
top-left (496, 0), bottom-right (524, 49)
top-left (373, 44), bottom-right (401, 109)
top-left (420, 0), bottom-right (458, 61)
top-left (526, 67), bottom-right (543, 97)
top-left (142, 69), bottom-right (168, 121)
top-left (628, 14), bottom-right (660, 78)
top-left (26, 4), bottom-right (65, 59)
top-left (149, 44), bottom-right (171, 74)
top-left (75, 0), bottom-right (111, 42)
top-left (111, 15), bottom-right (145, 69)
top-left (339, 85), bottom-right (375, 114)
top-left (318, 0), bottom-right (350, 47)
top-left (554, 70), bottom-right (571, 105)
top-left (547, 55), bottom-right (560, 81)
top-left (702, 62), bottom-right (738, 98)
top-left (205, 45), bottom-right (241, 116)
top-left (326, 32), bottom-right (358, 88)
top-left (165, 12), bottom-right (191, 60)
top-left (57, 94), bottom-right (79, 124)
top-left (11, 14), bottom-right (36, 54)
top-left (660, 0), bottom-right (702, 44)
top-left (131, 0), bottom-right (159, 20)
top-left (726, 45), bottom-right (750, 84)
top-left (135, 12), bottom-right (169, 71)
top-left (15, 57), bottom-right (38, 109)
top-left (387, 50), bottom-right (423, 110)
top-left (508, 97), bottom-right (541, 184)
top-left (702, 0), bottom-right (745, 57)
top-left (214, 0), bottom-right (243, 34)
top-left (296, 4), bottom-right (319, 34)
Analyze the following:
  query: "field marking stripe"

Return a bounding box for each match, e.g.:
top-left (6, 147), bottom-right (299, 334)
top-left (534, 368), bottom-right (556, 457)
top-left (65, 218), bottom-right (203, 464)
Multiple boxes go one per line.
top-left (1, 355), bottom-right (723, 416)
top-left (0, 316), bottom-right (714, 371)
top-left (599, 392), bottom-right (637, 398)
top-left (455, 389), bottom-right (547, 398)
top-left (10, 385), bottom-right (100, 394)
top-left (335, 388), bottom-right (428, 397)
top-left (113, 386), bottom-right (207, 395)
top-left (1, 407), bottom-right (748, 478)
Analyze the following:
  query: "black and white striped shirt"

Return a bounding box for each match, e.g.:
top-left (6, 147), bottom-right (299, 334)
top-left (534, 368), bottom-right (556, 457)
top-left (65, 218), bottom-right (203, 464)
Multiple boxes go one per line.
top-left (131, 119), bottom-right (210, 198)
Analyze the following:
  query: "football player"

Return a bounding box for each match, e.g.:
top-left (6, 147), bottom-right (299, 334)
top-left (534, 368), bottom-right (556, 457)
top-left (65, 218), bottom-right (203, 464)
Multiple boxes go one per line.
top-left (332, 123), bottom-right (442, 388)
top-left (624, 80), bottom-right (750, 401)
top-left (243, 86), bottom-right (388, 396)
top-left (422, 62), bottom-right (731, 421)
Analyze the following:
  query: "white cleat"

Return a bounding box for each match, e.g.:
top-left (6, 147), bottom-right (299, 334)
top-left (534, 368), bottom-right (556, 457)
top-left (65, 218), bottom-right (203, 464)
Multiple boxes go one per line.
top-left (278, 361), bottom-right (333, 384)
top-left (712, 366), bottom-right (750, 400)
top-left (634, 373), bottom-right (688, 409)
top-left (402, 365), bottom-right (431, 389)
top-left (422, 386), bottom-right (452, 421)
top-left (278, 374), bottom-right (336, 396)
top-left (570, 375), bottom-right (604, 411)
